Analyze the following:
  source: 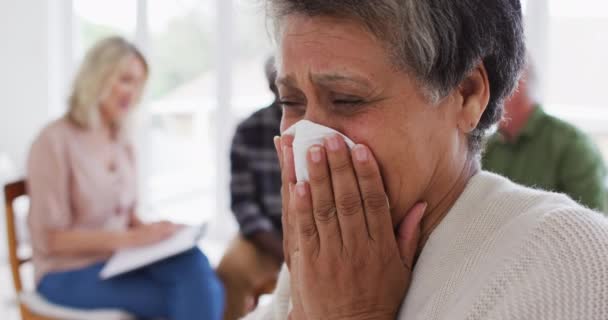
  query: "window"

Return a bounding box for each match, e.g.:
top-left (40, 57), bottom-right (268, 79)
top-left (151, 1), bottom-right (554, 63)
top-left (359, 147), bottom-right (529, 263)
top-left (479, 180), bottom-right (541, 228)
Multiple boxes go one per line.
top-left (70, 0), bottom-right (280, 262)
top-left (142, 0), bottom-right (218, 226)
top-left (232, 1), bottom-right (275, 119)
top-left (546, 1), bottom-right (608, 109)
top-left (73, 0), bottom-right (137, 57)
top-left (542, 0), bottom-right (608, 158)
top-left (72, 1), bottom-right (222, 228)
top-left (550, 0), bottom-right (608, 18)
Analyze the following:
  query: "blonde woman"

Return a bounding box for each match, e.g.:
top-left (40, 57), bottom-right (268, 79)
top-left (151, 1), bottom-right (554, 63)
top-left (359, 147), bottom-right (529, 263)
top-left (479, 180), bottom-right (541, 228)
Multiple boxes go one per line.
top-left (27, 36), bottom-right (224, 320)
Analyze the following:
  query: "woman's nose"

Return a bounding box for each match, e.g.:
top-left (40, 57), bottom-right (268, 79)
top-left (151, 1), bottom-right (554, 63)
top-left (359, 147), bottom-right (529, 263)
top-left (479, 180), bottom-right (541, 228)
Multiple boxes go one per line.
top-left (304, 107), bottom-right (339, 131)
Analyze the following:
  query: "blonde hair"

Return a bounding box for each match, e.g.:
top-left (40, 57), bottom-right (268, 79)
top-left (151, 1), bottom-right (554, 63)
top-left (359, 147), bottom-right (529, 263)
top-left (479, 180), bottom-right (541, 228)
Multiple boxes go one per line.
top-left (67, 36), bottom-right (148, 130)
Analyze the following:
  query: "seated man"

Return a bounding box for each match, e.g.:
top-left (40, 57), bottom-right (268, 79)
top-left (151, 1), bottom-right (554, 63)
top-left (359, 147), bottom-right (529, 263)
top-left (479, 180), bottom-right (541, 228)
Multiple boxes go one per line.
top-left (217, 57), bottom-right (283, 320)
top-left (483, 67), bottom-right (607, 212)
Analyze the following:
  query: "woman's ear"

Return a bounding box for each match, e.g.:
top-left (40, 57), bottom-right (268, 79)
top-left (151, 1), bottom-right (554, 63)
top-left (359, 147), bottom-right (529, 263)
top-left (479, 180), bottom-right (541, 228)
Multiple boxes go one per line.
top-left (456, 63), bottom-right (490, 133)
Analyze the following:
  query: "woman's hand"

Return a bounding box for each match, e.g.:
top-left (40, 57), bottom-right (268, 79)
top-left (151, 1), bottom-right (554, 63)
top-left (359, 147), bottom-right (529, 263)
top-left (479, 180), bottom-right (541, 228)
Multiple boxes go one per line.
top-left (275, 134), bottom-right (426, 320)
top-left (123, 221), bottom-right (181, 248)
top-left (45, 220), bottom-right (181, 255)
top-left (129, 212), bottom-right (145, 228)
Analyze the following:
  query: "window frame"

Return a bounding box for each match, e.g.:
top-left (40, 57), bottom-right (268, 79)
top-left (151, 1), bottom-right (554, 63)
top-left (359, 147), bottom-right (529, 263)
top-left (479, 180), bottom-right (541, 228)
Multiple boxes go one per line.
top-left (71, 0), bottom-right (238, 217)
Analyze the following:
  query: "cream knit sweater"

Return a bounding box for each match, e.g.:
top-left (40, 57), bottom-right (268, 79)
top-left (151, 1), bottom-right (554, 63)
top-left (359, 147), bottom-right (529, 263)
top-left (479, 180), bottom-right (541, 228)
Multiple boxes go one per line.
top-left (243, 171), bottom-right (608, 320)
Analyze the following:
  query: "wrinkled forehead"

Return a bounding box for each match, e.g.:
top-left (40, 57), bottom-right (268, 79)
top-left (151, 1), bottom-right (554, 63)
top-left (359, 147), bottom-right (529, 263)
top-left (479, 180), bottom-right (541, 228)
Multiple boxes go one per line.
top-left (274, 15), bottom-right (394, 88)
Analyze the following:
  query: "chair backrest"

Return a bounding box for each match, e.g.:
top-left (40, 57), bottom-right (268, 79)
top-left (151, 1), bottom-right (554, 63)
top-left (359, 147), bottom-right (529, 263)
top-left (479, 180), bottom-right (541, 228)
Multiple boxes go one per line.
top-left (4, 179), bottom-right (27, 293)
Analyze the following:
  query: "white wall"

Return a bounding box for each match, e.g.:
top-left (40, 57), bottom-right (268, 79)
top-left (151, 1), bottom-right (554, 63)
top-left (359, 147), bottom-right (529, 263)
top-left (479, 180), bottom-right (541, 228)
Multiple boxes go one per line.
top-left (0, 0), bottom-right (71, 176)
top-left (524, 0), bottom-right (549, 101)
top-left (0, 0), bottom-right (71, 260)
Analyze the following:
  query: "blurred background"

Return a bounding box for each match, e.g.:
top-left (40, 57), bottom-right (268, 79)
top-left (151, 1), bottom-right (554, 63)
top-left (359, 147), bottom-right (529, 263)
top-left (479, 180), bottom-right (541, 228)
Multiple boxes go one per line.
top-left (0, 0), bottom-right (607, 318)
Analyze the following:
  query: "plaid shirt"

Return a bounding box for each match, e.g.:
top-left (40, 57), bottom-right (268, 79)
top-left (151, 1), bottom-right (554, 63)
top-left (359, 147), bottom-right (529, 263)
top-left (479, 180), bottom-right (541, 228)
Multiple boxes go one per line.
top-left (230, 103), bottom-right (283, 237)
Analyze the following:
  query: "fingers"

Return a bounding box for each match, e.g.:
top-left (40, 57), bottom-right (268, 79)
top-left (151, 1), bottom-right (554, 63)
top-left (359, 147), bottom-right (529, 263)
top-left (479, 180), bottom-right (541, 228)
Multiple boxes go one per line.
top-left (275, 135), bottom-right (296, 190)
top-left (323, 135), bottom-right (366, 253)
top-left (277, 135), bottom-right (298, 267)
top-left (276, 136), bottom-right (291, 233)
top-left (158, 221), bottom-right (180, 236)
top-left (351, 144), bottom-right (393, 242)
top-left (281, 135), bottom-right (296, 184)
top-left (281, 137), bottom-right (297, 237)
top-left (294, 181), bottom-right (319, 257)
top-left (141, 222), bottom-right (176, 243)
top-left (274, 136), bottom-right (283, 169)
top-left (396, 202), bottom-right (427, 271)
top-left (306, 145), bottom-right (342, 250)
top-left (282, 183), bottom-right (296, 268)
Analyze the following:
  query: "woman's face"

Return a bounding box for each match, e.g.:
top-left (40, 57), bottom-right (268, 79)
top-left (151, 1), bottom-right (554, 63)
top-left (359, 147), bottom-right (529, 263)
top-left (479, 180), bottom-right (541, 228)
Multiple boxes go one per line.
top-left (100, 54), bottom-right (147, 126)
top-left (277, 15), bottom-right (471, 225)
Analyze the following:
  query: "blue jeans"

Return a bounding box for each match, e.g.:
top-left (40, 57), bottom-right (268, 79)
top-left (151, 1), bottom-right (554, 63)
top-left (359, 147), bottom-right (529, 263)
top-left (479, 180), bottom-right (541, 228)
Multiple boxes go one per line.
top-left (38, 248), bottom-right (224, 320)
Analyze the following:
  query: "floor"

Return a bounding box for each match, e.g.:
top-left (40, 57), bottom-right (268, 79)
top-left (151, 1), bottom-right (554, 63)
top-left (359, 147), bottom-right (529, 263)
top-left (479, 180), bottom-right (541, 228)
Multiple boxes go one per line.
top-left (0, 263), bottom-right (19, 320)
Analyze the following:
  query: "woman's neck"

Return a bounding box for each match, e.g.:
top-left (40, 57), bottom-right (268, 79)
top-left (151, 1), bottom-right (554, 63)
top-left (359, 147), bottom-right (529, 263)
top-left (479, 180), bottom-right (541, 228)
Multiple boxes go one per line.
top-left (416, 152), bottom-right (480, 255)
top-left (100, 108), bottom-right (119, 141)
top-left (101, 119), bottom-right (120, 142)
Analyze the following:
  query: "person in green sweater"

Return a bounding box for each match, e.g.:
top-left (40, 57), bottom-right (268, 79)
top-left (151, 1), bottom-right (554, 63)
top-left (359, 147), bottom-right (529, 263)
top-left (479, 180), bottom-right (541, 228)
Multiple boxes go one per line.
top-left (483, 68), bottom-right (608, 212)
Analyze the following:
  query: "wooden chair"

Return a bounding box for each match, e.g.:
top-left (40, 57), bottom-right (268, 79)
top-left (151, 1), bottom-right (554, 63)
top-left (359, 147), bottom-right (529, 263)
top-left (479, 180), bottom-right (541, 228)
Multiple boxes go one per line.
top-left (4, 179), bottom-right (133, 320)
top-left (4, 180), bottom-right (54, 320)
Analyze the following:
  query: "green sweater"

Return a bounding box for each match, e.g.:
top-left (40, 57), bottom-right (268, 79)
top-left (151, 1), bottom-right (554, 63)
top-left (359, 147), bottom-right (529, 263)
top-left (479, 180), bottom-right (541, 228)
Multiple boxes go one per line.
top-left (483, 106), bottom-right (607, 212)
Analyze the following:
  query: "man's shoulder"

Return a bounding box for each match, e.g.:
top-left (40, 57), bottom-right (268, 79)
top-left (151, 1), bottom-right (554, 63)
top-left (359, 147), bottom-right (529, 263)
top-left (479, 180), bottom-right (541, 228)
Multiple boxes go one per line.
top-left (234, 105), bottom-right (281, 150)
top-left (538, 112), bottom-right (606, 167)
top-left (540, 110), bottom-right (590, 143)
top-left (237, 104), bottom-right (281, 130)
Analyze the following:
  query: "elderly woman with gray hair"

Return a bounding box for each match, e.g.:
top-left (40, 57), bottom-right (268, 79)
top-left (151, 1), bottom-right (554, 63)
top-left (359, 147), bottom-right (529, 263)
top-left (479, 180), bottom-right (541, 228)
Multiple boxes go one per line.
top-left (244, 0), bottom-right (608, 319)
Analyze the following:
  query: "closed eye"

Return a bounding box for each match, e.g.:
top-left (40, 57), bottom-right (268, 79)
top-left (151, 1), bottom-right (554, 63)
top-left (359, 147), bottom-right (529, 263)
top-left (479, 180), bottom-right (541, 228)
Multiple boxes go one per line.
top-left (334, 99), bottom-right (364, 105)
top-left (279, 100), bottom-right (301, 107)
top-left (279, 100), bottom-right (306, 116)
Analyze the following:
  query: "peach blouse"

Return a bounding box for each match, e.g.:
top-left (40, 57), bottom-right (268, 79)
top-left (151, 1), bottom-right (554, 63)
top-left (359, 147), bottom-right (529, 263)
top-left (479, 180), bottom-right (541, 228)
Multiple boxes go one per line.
top-left (27, 117), bottom-right (137, 283)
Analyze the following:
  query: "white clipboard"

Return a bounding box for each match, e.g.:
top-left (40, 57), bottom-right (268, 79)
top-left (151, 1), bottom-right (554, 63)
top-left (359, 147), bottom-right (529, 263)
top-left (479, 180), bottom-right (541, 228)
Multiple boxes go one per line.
top-left (100, 223), bottom-right (207, 279)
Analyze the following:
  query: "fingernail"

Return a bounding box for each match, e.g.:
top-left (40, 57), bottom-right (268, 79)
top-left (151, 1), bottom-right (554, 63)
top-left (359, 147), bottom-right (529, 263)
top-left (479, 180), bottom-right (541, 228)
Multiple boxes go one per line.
top-left (325, 134), bottom-right (341, 151)
top-left (289, 183), bottom-right (294, 194)
top-left (281, 135), bottom-right (290, 148)
top-left (274, 136), bottom-right (281, 151)
top-left (296, 182), bottom-right (307, 197)
top-left (310, 146), bottom-right (322, 163)
top-left (417, 203), bottom-right (428, 221)
top-left (353, 145), bottom-right (368, 162)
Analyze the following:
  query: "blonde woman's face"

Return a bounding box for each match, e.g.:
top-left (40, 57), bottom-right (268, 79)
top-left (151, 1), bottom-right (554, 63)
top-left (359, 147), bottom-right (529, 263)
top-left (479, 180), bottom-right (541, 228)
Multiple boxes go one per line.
top-left (100, 54), bottom-right (147, 125)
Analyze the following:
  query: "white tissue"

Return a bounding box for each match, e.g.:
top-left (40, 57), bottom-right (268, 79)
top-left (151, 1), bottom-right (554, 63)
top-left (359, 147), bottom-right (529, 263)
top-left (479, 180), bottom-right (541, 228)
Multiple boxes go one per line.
top-left (283, 120), bottom-right (356, 182)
